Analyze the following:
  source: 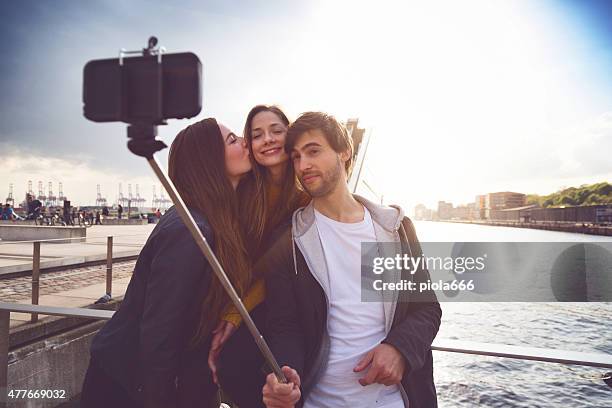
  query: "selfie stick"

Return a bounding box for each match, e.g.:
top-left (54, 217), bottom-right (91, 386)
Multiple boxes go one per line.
top-left (128, 127), bottom-right (286, 384)
top-left (122, 41), bottom-right (287, 384)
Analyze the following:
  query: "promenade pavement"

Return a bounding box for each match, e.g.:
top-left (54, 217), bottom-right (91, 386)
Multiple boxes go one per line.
top-left (0, 224), bottom-right (155, 275)
top-left (0, 224), bottom-right (155, 329)
top-left (1, 260), bottom-right (136, 328)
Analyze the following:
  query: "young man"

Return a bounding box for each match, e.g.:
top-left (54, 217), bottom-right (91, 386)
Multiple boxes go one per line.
top-left (261, 112), bottom-right (441, 407)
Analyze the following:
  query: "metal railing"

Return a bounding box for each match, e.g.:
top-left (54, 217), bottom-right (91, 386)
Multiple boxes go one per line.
top-left (0, 303), bottom-right (115, 401)
top-left (1, 302), bottom-right (611, 403)
top-left (0, 235), bottom-right (144, 322)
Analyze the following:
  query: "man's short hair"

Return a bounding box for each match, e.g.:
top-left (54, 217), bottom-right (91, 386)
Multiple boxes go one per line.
top-left (286, 112), bottom-right (354, 174)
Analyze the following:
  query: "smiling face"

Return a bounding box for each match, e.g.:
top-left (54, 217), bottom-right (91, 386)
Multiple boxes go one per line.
top-left (218, 122), bottom-right (251, 186)
top-left (250, 110), bottom-right (289, 170)
top-left (291, 129), bottom-right (349, 198)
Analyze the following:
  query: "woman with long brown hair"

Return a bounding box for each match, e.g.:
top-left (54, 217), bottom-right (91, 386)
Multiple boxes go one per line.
top-left (239, 105), bottom-right (307, 255)
top-left (80, 118), bottom-right (252, 408)
top-left (208, 105), bottom-right (309, 407)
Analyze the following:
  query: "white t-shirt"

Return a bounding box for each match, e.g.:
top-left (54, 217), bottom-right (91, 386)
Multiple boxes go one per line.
top-left (304, 207), bottom-right (404, 408)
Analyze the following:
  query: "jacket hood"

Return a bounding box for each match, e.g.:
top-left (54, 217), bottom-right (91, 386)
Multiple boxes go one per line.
top-left (292, 194), bottom-right (404, 237)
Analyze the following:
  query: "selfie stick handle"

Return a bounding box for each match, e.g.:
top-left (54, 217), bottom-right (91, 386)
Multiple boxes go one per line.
top-left (126, 123), bottom-right (286, 383)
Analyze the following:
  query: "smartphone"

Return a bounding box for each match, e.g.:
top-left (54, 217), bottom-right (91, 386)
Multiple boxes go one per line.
top-left (83, 52), bottom-right (202, 123)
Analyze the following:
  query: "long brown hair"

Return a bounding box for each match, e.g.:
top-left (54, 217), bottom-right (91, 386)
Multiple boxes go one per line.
top-left (238, 105), bottom-right (307, 258)
top-left (168, 118), bottom-right (251, 344)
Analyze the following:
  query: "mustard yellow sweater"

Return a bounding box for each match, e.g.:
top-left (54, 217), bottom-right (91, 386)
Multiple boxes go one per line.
top-left (221, 182), bottom-right (309, 326)
top-left (221, 278), bottom-right (266, 326)
top-left (221, 182), bottom-right (280, 326)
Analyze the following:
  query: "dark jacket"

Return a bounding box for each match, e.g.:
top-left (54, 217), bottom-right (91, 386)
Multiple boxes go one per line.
top-left (90, 206), bottom-right (215, 408)
top-left (264, 196), bottom-right (441, 407)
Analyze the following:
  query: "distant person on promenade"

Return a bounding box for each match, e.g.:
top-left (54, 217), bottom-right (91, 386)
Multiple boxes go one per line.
top-left (1, 203), bottom-right (11, 220)
top-left (39, 206), bottom-right (47, 225)
top-left (102, 206), bottom-right (110, 218)
top-left (95, 211), bottom-right (102, 225)
top-left (208, 105), bottom-right (308, 407)
top-left (63, 202), bottom-right (73, 226)
top-left (49, 207), bottom-right (60, 225)
top-left (25, 194), bottom-right (42, 221)
top-left (81, 118), bottom-right (252, 408)
top-left (1, 203), bottom-right (22, 220)
top-left (117, 204), bottom-right (123, 219)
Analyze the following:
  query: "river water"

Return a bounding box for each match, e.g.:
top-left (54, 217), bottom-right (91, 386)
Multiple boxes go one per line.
top-left (413, 221), bottom-right (612, 407)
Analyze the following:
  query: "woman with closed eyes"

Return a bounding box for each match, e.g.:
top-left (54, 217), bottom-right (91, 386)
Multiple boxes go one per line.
top-left (81, 118), bottom-right (252, 408)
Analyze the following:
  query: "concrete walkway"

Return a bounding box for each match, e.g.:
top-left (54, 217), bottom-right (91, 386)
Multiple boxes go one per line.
top-left (0, 224), bottom-right (155, 276)
top-left (0, 225), bottom-right (155, 329)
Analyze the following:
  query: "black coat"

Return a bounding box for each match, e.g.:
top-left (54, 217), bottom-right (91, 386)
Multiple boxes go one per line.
top-left (89, 206), bottom-right (216, 407)
top-left (264, 218), bottom-right (441, 408)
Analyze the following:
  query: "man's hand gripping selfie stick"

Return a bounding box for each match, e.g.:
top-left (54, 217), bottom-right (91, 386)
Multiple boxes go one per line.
top-left (128, 125), bottom-right (287, 384)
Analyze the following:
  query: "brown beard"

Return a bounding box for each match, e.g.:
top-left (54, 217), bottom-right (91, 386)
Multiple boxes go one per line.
top-left (301, 156), bottom-right (344, 198)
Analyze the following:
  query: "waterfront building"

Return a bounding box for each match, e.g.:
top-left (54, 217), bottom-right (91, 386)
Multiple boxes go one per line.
top-left (485, 191), bottom-right (526, 219)
top-left (438, 201), bottom-right (453, 220)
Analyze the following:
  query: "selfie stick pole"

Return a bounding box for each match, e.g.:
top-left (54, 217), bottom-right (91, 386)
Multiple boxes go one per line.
top-left (127, 125), bottom-right (287, 383)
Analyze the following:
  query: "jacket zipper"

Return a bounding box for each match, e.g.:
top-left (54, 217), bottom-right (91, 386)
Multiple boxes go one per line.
top-left (385, 228), bottom-right (403, 334)
top-left (292, 233), bottom-right (331, 397)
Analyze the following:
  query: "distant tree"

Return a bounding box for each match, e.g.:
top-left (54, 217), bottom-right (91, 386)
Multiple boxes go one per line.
top-left (527, 181), bottom-right (611, 207)
top-left (526, 194), bottom-right (542, 206)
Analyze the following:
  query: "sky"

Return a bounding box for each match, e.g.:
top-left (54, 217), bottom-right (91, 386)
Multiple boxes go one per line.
top-left (1, 0), bottom-right (612, 211)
